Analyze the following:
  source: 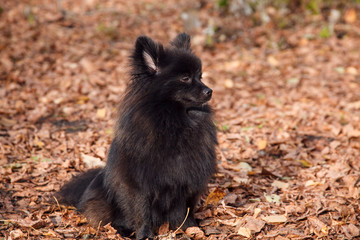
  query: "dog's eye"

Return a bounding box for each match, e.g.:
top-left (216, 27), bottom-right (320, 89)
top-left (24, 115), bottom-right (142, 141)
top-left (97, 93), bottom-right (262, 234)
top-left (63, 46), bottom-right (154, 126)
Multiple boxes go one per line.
top-left (181, 76), bottom-right (191, 83)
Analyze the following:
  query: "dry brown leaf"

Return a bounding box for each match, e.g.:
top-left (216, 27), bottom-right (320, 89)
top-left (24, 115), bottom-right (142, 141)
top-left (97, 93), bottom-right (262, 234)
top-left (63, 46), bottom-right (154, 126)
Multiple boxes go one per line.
top-left (343, 124), bottom-right (360, 138)
top-left (253, 208), bottom-right (262, 218)
top-left (243, 216), bottom-right (265, 233)
top-left (298, 159), bottom-right (311, 168)
top-left (81, 154), bottom-right (106, 168)
top-left (224, 79), bottom-right (234, 88)
top-left (262, 215), bottom-right (287, 224)
top-left (305, 180), bottom-right (322, 187)
top-left (185, 226), bottom-right (205, 240)
top-left (0, 117), bottom-right (16, 127)
top-left (341, 224), bottom-right (360, 238)
top-left (205, 188), bottom-right (226, 207)
top-left (329, 140), bottom-right (340, 149)
top-left (194, 209), bottom-right (212, 220)
top-left (96, 108), bottom-right (106, 118)
top-left (271, 180), bottom-right (289, 190)
top-left (346, 66), bottom-right (358, 75)
top-left (347, 100), bottom-right (360, 110)
top-left (9, 229), bottom-right (24, 240)
top-left (158, 222), bottom-right (169, 235)
top-left (308, 216), bottom-right (328, 236)
top-left (80, 57), bottom-right (96, 73)
top-left (267, 55), bottom-right (279, 67)
top-left (257, 139), bottom-right (267, 150)
top-left (237, 227), bottom-right (251, 238)
top-left (344, 9), bottom-right (357, 23)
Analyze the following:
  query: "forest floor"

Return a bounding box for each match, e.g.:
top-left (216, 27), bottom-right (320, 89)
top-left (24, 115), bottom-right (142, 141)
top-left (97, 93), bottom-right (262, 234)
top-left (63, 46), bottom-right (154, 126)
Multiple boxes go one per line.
top-left (1, 0), bottom-right (360, 239)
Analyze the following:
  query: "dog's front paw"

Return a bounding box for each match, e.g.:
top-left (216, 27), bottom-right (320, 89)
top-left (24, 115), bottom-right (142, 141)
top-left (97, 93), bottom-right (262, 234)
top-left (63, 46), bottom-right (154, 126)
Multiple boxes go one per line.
top-left (136, 225), bottom-right (154, 240)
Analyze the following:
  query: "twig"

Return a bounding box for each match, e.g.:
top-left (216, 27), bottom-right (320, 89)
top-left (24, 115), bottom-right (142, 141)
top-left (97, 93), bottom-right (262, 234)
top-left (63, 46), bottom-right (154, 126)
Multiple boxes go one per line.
top-left (174, 208), bottom-right (190, 234)
top-left (53, 196), bottom-right (61, 212)
top-left (95, 220), bottom-right (102, 238)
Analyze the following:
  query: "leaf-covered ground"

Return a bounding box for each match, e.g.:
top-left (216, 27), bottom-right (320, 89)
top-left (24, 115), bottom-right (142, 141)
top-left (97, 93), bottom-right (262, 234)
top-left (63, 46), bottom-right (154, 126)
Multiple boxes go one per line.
top-left (1, 0), bottom-right (360, 239)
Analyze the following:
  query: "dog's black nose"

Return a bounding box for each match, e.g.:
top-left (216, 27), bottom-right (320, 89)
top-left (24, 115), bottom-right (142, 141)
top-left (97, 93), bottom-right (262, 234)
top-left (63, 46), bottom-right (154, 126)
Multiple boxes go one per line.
top-left (203, 88), bottom-right (213, 97)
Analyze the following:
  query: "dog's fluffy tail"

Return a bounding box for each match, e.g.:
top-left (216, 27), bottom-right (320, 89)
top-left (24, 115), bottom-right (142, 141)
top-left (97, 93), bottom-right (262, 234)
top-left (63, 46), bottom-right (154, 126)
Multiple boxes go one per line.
top-left (56, 168), bottom-right (102, 207)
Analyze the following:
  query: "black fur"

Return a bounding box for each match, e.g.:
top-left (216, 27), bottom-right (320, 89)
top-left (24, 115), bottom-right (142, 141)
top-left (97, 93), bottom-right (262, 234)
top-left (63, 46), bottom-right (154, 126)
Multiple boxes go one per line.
top-left (57, 33), bottom-right (217, 240)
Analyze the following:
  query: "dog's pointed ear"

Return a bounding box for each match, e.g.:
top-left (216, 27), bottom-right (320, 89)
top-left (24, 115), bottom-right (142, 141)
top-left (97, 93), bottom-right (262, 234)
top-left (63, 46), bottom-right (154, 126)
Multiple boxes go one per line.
top-left (170, 33), bottom-right (191, 50)
top-left (133, 36), bottom-right (163, 74)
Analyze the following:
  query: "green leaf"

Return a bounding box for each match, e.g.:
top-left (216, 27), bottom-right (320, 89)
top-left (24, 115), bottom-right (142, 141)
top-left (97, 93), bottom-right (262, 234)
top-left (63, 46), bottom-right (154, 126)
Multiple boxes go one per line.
top-left (221, 124), bottom-right (229, 131)
top-left (264, 194), bottom-right (281, 203)
top-left (241, 126), bottom-right (254, 132)
top-left (319, 26), bottom-right (331, 39)
top-left (287, 77), bottom-right (299, 85)
top-left (307, 0), bottom-right (319, 15)
top-left (335, 67), bottom-right (345, 74)
top-left (297, 159), bottom-right (311, 168)
top-left (217, 0), bottom-right (228, 7)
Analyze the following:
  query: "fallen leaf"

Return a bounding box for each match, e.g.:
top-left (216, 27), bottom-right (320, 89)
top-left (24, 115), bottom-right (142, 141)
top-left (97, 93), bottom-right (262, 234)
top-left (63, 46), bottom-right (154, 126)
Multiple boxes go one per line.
top-left (10, 229), bottom-right (24, 239)
top-left (237, 227), bottom-right (251, 238)
top-left (77, 95), bottom-right (90, 104)
top-left (222, 192), bottom-right (238, 205)
top-left (96, 108), bottom-right (106, 118)
top-left (329, 140), bottom-right (340, 149)
top-left (305, 180), bottom-right (322, 187)
top-left (335, 67), bottom-right (345, 74)
top-left (264, 194), bottom-right (281, 203)
top-left (27, 106), bottom-right (47, 123)
top-left (267, 55), bottom-right (279, 67)
top-left (158, 222), bottom-right (169, 235)
top-left (217, 218), bottom-right (241, 227)
top-left (81, 154), bottom-right (105, 168)
top-left (80, 57), bottom-right (96, 73)
top-left (342, 224), bottom-right (360, 238)
top-left (0, 117), bottom-right (16, 127)
top-left (50, 214), bottom-right (63, 227)
top-left (194, 209), bottom-right (212, 220)
top-left (224, 79), bottom-right (234, 88)
top-left (344, 9), bottom-right (357, 23)
top-left (205, 188), bottom-right (226, 206)
top-left (298, 159), bottom-right (311, 168)
top-left (243, 216), bottom-right (265, 233)
top-left (346, 66), bottom-right (358, 75)
top-left (185, 226), bottom-right (205, 240)
top-left (257, 139), bottom-right (267, 150)
top-left (308, 216), bottom-right (328, 236)
top-left (343, 124), bottom-right (360, 138)
top-left (347, 100), bottom-right (360, 110)
top-left (34, 136), bottom-right (45, 148)
top-left (235, 162), bottom-right (253, 172)
top-left (262, 215), bottom-right (287, 223)
top-left (253, 208), bottom-right (262, 218)
top-left (286, 77), bottom-right (299, 86)
top-left (271, 180), bottom-right (289, 190)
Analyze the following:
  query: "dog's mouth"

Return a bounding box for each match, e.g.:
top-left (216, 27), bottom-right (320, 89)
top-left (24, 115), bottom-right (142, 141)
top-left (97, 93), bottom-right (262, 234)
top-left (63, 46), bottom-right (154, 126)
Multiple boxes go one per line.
top-left (181, 97), bottom-right (211, 115)
top-left (182, 97), bottom-right (209, 105)
top-left (186, 105), bottom-right (210, 114)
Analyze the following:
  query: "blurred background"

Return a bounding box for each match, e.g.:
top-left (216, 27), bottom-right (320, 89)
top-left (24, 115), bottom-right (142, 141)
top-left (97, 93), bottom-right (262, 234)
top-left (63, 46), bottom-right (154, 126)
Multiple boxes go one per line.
top-left (1, 0), bottom-right (360, 239)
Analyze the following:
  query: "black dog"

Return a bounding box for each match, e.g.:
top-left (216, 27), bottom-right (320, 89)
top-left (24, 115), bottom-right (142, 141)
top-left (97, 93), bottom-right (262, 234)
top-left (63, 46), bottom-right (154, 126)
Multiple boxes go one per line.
top-left (58, 33), bottom-right (217, 239)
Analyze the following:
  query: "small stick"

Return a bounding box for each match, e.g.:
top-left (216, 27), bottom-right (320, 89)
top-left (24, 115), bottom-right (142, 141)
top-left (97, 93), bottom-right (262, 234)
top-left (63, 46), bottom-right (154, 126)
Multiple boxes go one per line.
top-left (53, 196), bottom-right (61, 212)
top-left (174, 208), bottom-right (190, 234)
top-left (95, 220), bottom-right (102, 238)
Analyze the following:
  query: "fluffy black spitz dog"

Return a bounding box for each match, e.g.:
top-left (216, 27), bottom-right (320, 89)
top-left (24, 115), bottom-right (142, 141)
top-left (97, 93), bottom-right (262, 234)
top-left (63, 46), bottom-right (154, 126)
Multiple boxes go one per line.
top-left (58, 33), bottom-right (217, 239)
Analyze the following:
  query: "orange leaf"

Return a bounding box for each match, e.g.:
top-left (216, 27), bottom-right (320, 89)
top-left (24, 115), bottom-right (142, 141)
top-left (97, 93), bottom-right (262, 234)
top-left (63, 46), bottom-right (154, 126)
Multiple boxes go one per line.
top-left (257, 139), bottom-right (267, 150)
top-left (205, 188), bottom-right (226, 207)
top-left (344, 9), bottom-right (357, 24)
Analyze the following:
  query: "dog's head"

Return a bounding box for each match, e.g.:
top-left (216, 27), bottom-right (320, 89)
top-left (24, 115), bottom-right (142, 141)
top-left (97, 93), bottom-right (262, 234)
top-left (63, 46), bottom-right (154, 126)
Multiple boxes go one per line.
top-left (131, 33), bottom-right (212, 109)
